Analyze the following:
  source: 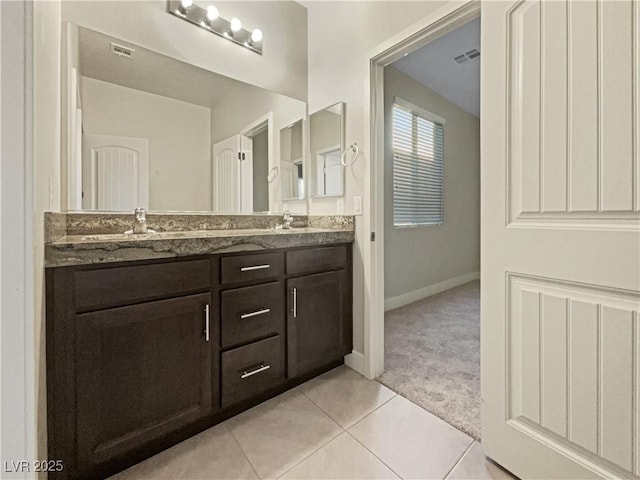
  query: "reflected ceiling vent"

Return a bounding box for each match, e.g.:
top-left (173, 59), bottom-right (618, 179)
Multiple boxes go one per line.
top-left (110, 42), bottom-right (135, 58)
top-left (453, 48), bottom-right (480, 64)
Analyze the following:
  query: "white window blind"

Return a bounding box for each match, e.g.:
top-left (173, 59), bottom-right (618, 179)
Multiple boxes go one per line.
top-left (392, 98), bottom-right (444, 227)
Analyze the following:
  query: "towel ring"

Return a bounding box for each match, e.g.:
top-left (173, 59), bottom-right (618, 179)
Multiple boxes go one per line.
top-left (341, 143), bottom-right (361, 167)
top-left (267, 166), bottom-right (279, 183)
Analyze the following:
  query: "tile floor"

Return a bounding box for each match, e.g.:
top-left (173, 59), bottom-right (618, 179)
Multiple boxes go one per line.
top-left (111, 366), bottom-right (516, 480)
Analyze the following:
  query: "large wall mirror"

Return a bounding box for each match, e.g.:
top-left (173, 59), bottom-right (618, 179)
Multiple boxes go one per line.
top-left (63, 24), bottom-right (307, 213)
top-left (310, 102), bottom-right (344, 198)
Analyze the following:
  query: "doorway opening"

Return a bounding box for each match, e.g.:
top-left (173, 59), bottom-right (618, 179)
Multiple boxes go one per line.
top-left (212, 113), bottom-right (273, 213)
top-left (365, 1), bottom-right (482, 441)
top-left (377, 17), bottom-right (481, 440)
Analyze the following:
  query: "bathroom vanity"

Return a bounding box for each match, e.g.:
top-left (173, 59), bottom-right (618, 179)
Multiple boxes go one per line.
top-left (45, 214), bottom-right (353, 480)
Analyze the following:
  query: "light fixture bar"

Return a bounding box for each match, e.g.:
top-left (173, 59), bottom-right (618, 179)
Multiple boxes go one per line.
top-left (167, 0), bottom-right (263, 55)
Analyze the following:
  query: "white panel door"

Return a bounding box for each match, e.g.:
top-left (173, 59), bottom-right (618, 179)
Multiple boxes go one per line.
top-left (82, 134), bottom-right (149, 211)
top-left (482, 1), bottom-right (640, 479)
top-left (213, 135), bottom-right (240, 213)
top-left (213, 135), bottom-right (253, 213)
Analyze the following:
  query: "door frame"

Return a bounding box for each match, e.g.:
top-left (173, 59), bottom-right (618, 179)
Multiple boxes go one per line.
top-left (363, 0), bottom-right (480, 379)
top-left (1, 1), bottom-right (37, 475)
top-left (241, 112), bottom-right (274, 212)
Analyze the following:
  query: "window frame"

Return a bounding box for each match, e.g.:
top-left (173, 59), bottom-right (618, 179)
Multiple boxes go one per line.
top-left (392, 96), bottom-right (446, 228)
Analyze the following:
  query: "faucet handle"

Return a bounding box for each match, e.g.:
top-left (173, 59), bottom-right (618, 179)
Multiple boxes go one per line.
top-left (134, 207), bottom-right (147, 222)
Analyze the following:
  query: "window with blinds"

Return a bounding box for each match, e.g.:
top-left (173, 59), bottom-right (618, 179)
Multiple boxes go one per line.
top-left (392, 98), bottom-right (445, 227)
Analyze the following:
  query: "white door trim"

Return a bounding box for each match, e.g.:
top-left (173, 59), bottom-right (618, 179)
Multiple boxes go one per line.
top-left (241, 112), bottom-right (274, 212)
top-left (1, 1), bottom-right (37, 476)
top-left (363, 0), bottom-right (480, 379)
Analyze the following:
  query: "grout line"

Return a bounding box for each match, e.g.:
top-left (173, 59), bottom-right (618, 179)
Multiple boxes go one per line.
top-left (443, 439), bottom-right (476, 480)
top-left (299, 375), bottom-right (398, 431)
top-left (224, 422), bottom-right (262, 480)
top-left (346, 430), bottom-right (404, 479)
top-left (275, 429), bottom-right (344, 479)
top-left (346, 392), bottom-right (398, 430)
top-left (296, 382), bottom-right (350, 429)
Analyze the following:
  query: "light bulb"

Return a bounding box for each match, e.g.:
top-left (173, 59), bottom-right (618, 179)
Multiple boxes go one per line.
top-left (251, 28), bottom-right (263, 42)
top-left (206, 5), bottom-right (219, 21)
top-left (230, 17), bottom-right (242, 32)
top-left (180, 0), bottom-right (193, 9)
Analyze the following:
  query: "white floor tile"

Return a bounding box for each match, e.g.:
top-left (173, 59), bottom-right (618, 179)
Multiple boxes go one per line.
top-left (299, 365), bottom-right (396, 428)
top-left (226, 390), bottom-right (342, 479)
top-left (349, 395), bottom-right (473, 480)
top-left (280, 432), bottom-right (399, 479)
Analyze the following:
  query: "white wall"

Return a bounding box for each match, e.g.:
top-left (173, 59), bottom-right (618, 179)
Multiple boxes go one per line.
top-left (61, 1), bottom-right (307, 101)
top-left (34, 0), bottom-right (62, 470)
top-left (305, 0), bottom-right (447, 354)
top-left (1, 2), bottom-right (38, 475)
top-left (383, 66), bottom-right (480, 304)
top-left (82, 77), bottom-right (212, 211)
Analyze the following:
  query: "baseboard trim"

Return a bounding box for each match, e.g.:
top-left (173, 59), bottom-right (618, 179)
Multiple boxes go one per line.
top-left (384, 271), bottom-right (480, 311)
top-left (344, 350), bottom-right (366, 376)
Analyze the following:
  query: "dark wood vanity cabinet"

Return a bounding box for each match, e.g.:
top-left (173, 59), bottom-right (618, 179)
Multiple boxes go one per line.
top-left (286, 245), bottom-right (352, 378)
top-left (75, 294), bottom-right (213, 472)
top-left (46, 243), bottom-right (352, 480)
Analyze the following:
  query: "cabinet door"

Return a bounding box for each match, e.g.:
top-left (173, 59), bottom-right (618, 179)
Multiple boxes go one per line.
top-left (75, 293), bottom-right (213, 473)
top-left (287, 271), bottom-right (347, 378)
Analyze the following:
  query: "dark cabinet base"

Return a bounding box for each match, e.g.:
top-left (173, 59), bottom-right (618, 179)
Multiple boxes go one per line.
top-left (46, 244), bottom-right (352, 480)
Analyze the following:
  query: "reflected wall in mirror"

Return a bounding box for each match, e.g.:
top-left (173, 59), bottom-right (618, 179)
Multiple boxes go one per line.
top-left (310, 102), bottom-right (344, 197)
top-left (64, 24), bottom-right (306, 213)
top-left (280, 119), bottom-right (304, 201)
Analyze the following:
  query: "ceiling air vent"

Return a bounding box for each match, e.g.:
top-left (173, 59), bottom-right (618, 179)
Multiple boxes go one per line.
top-left (110, 42), bottom-right (135, 58)
top-left (453, 48), bottom-right (480, 65)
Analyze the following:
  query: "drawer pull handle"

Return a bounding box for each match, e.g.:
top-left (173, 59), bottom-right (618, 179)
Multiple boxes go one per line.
top-left (240, 308), bottom-right (271, 319)
top-left (240, 264), bottom-right (270, 272)
top-left (240, 364), bottom-right (271, 379)
top-left (204, 304), bottom-right (210, 342)
top-left (293, 287), bottom-right (297, 318)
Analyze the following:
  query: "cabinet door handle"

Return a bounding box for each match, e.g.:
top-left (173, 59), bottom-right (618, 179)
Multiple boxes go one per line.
top-left (240, 308), bottom-right (271, 319)
top-left (240, 264), bottom-right (270, 272)
top-left (240, 364), bottom-right (271, 379)
top-left (204, 304), bottom-right (210, 342)
top-left (292, 287), bottom-right (297, 318)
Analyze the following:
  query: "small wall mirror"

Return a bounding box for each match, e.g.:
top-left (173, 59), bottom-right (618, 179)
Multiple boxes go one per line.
top-left (310, 102), bottom-right (344, 198)
top-left (280, 119), bottom-right (304, 201)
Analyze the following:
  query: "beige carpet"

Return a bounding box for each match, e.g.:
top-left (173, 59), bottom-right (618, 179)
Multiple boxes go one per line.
top-left (377, 280), bottom-right (480, 440)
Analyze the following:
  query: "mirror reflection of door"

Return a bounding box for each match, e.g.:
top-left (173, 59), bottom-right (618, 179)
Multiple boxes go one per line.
top-left (82, 134), bottom-right (149, 211)
top-left (212, 134), bottom-right (253, 213)
top-left (309, 102), bottom-right (343, 197)
top-left (280, 119), bottom-right (304, 201)
top-left (315, 147), bottom-right (342, 196)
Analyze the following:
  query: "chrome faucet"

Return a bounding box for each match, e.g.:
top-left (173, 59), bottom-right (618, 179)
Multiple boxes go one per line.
top-left (125, 207), bottom-right (155, 235)
top-left (282, 210), bottom-right (294, 229)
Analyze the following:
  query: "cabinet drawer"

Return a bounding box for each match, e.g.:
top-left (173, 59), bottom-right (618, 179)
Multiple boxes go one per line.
top-left (286, 245), bottom-right (348, 275)
top-left (221, 282), bottom-right (284, 348)
top-left (220, 251), bottom-right (284, 285)
top-left (221, 335), bottom-right (283, 407)
top-left (74, 259), bottom-right (211, 311)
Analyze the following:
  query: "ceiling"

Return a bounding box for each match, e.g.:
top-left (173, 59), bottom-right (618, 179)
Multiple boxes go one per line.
top-left (391, 18), bottom-right (480, 118)
top-left (78, 27), bottom-right (277, 109)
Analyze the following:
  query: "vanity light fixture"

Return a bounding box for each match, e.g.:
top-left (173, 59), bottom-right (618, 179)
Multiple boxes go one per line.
top-left (177, 0), bottom-right (193, 15)
top-left (203, 4), bottom-right (218, 27)
top-left (248, 28), bottom-right (262, 47)
top-left (167, 0), bottom-right (263, 55)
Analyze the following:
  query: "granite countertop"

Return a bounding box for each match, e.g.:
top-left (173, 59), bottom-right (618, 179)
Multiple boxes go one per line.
top-left (45, 215), bottom-right (355, 268)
